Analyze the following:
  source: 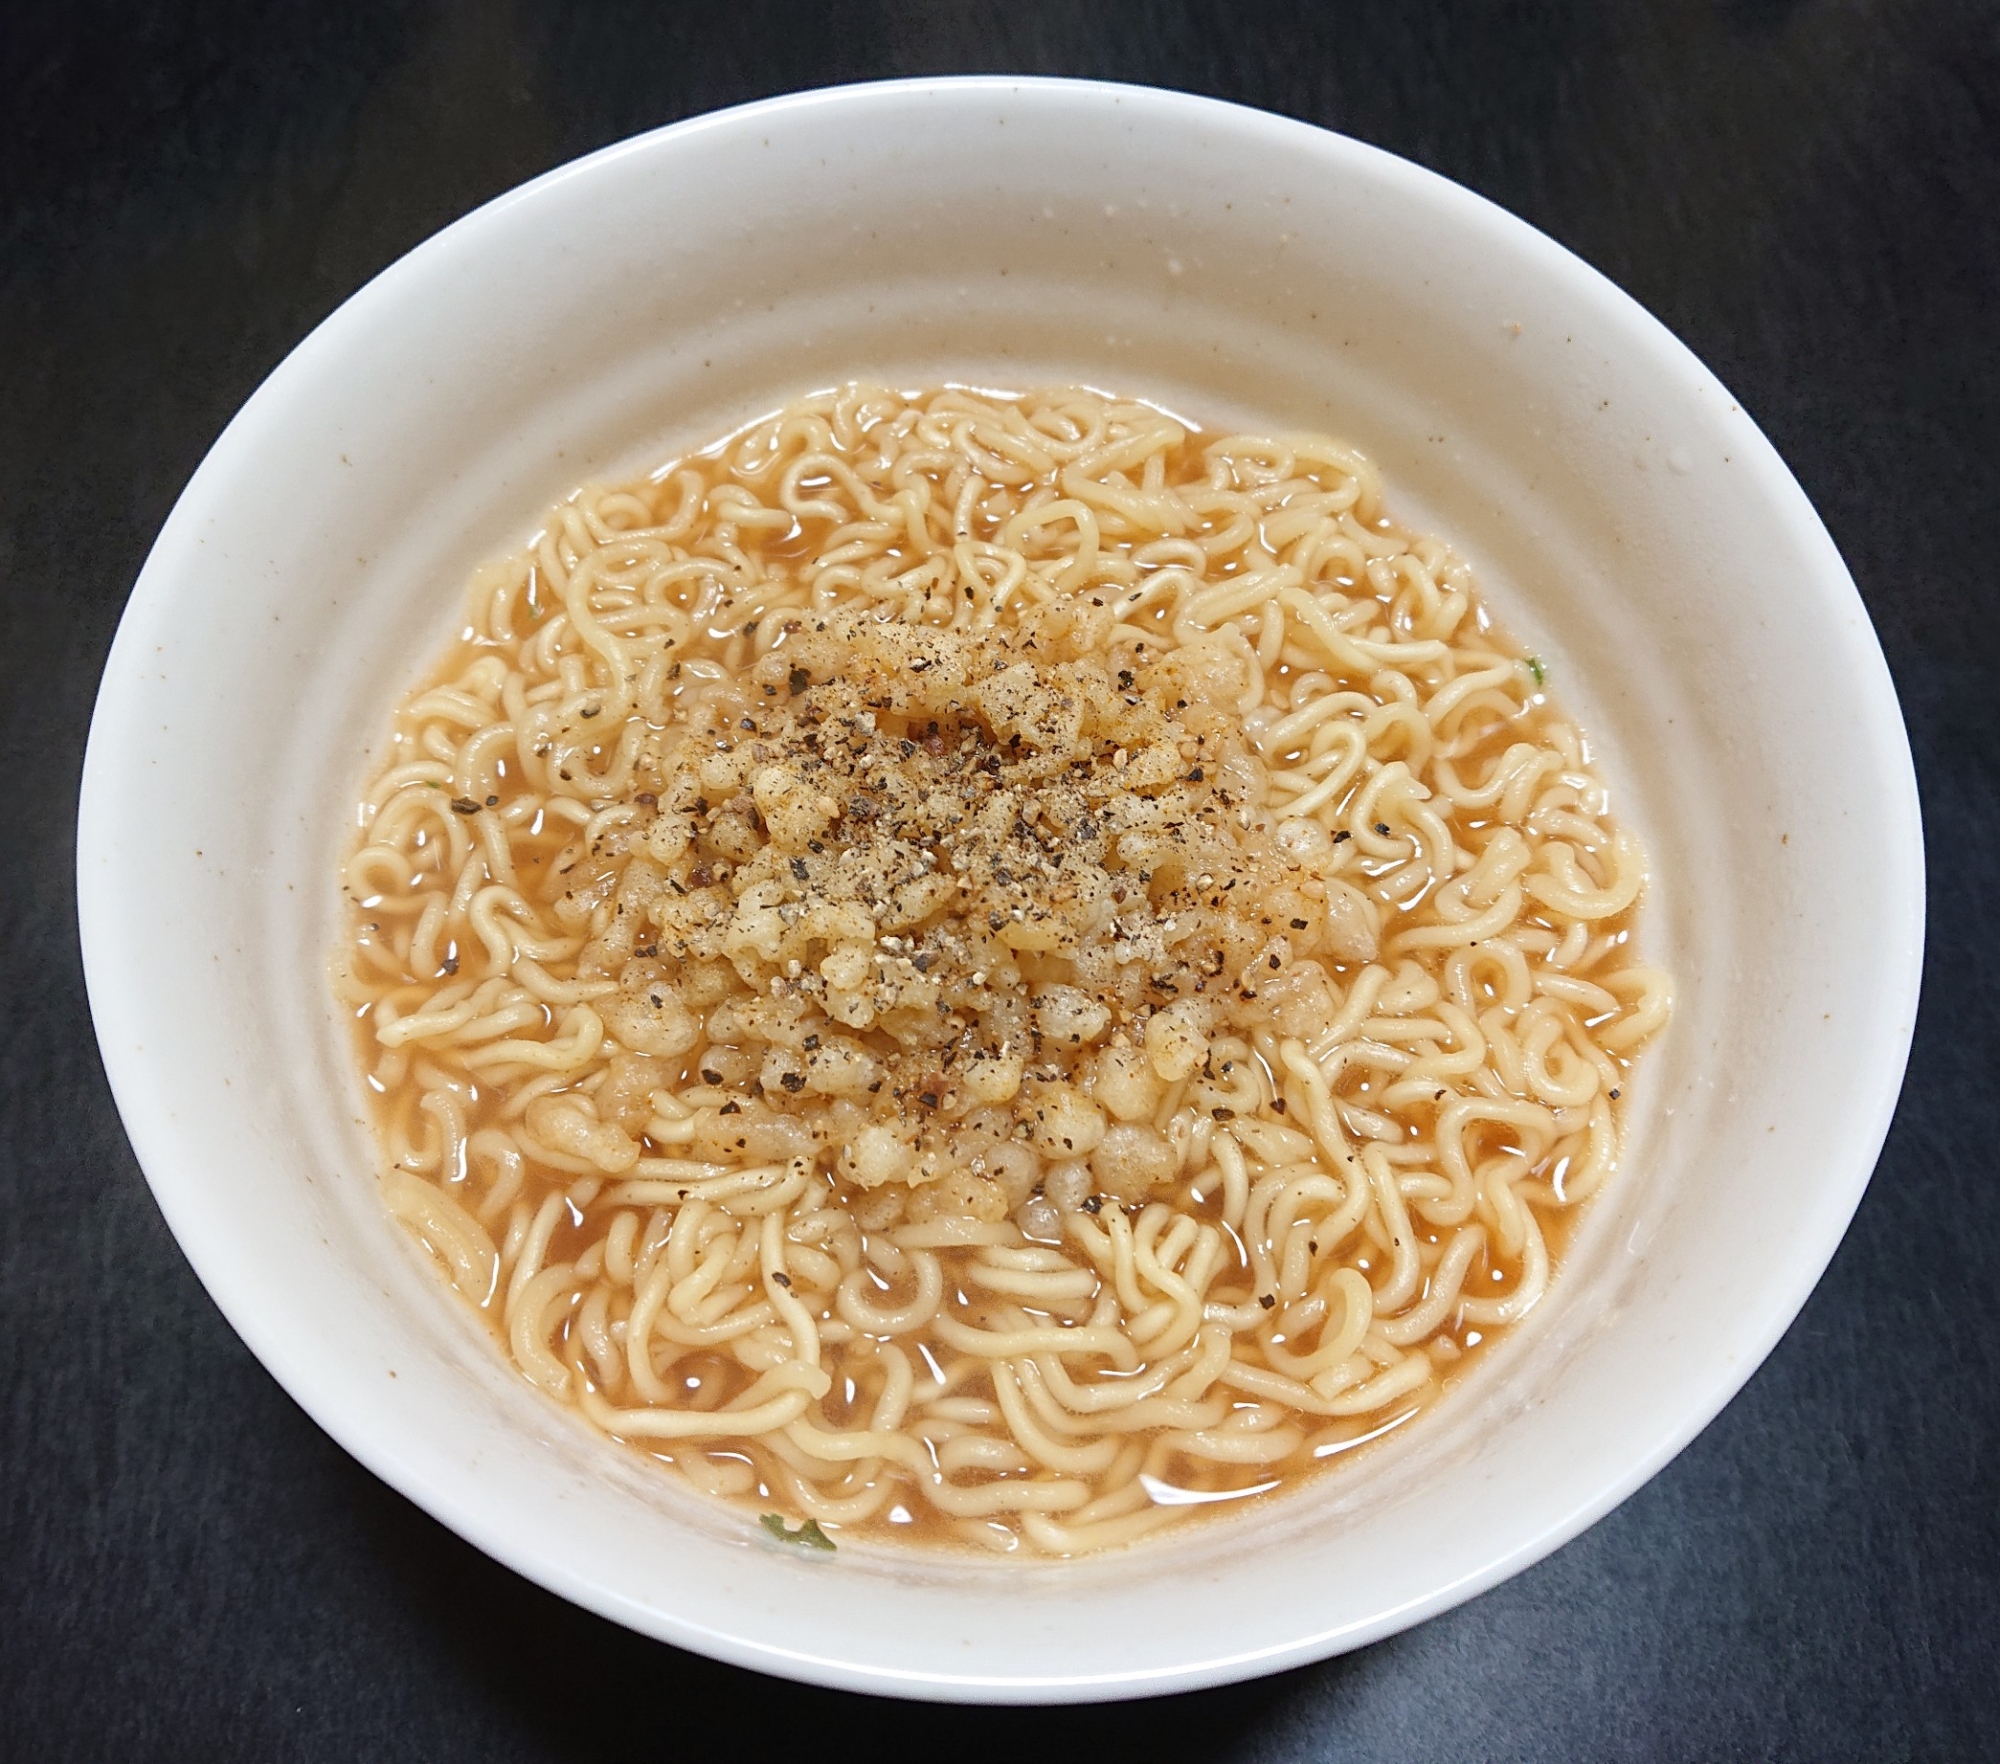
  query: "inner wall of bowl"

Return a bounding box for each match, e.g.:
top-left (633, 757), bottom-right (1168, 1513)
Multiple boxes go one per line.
top-left (97, 84), bottom-right (1917, 1691)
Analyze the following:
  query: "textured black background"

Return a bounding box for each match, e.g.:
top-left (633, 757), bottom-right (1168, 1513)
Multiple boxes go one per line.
top-left (4, 2), bottom-right (1996, 1758)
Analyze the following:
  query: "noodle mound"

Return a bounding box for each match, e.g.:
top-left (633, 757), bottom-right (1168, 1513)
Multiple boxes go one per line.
top-left (339, 385), bottom-right (1671, 1557)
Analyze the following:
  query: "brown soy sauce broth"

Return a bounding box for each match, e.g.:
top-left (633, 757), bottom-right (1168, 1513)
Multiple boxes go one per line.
top-left (341, 385), bottom-right (1666, 1556)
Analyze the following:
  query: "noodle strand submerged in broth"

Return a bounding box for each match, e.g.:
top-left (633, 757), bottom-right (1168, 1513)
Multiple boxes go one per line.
top-left (338, 385), bottom-right (1671, 1556)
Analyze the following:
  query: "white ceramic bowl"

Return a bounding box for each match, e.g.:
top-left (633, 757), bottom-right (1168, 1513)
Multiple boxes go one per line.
top-left (78, 78), bottom-right (1923, 1702)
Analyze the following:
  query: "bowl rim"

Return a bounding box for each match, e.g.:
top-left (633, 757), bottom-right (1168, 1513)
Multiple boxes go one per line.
top-left (77, 73), bottom-right (1926, 1702)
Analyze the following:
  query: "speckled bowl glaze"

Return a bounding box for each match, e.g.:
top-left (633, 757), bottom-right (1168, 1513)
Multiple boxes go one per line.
top-left (79, 79), bottom-right (1922, 1702)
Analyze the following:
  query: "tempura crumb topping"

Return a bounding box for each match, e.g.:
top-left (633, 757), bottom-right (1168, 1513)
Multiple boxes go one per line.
top-left (550, 603), bottom-right (1380, 1218)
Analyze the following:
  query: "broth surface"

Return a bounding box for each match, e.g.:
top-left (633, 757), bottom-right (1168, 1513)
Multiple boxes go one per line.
top-left (338, 385), bottom-right (1670, 1556)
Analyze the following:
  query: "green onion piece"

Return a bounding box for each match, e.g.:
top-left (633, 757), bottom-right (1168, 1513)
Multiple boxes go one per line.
top-left (760, 1513), bottom-right (836, 1552)
top-left (1526, 656), bottom-right (1547, 687)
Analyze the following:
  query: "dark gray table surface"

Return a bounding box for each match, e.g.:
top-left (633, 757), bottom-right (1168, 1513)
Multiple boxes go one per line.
top-left (4, 3), bottom-right (1995, 1758)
